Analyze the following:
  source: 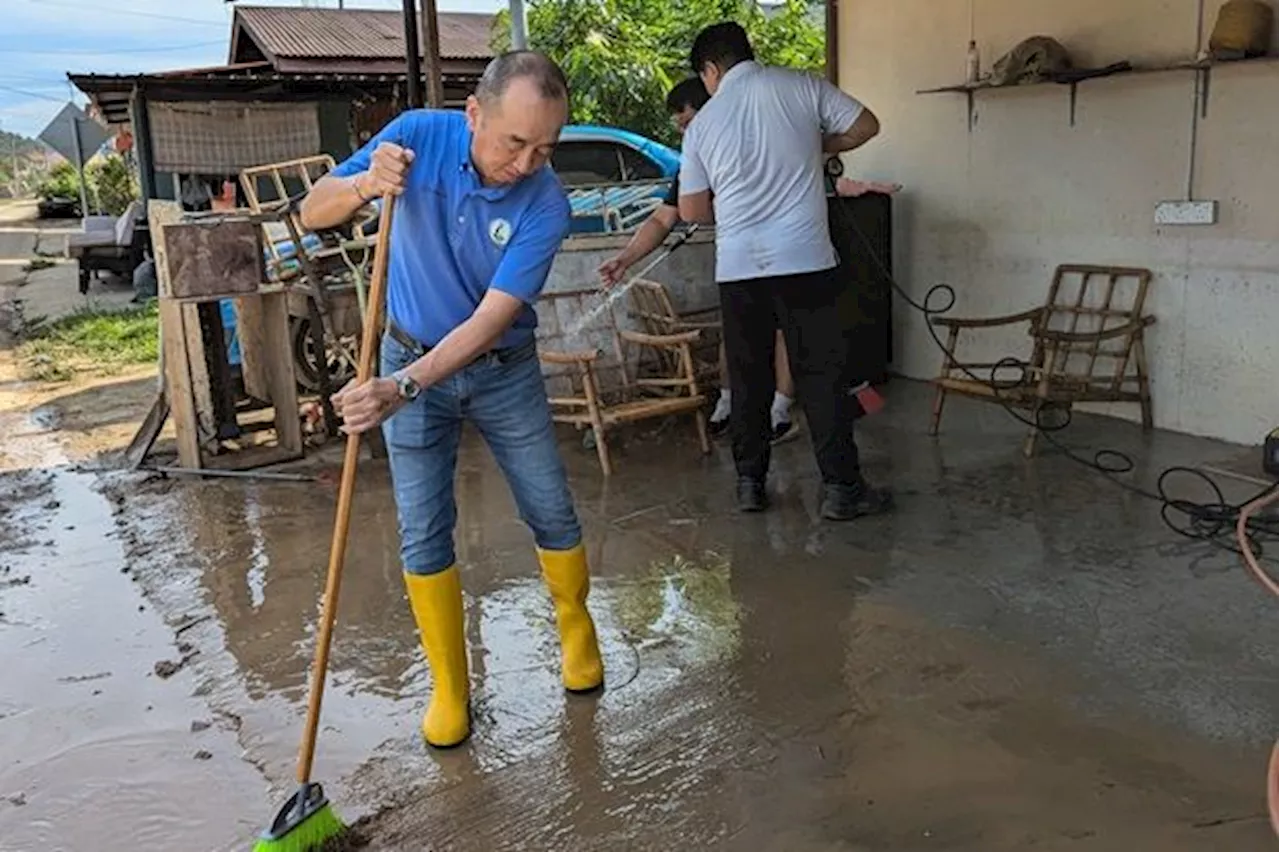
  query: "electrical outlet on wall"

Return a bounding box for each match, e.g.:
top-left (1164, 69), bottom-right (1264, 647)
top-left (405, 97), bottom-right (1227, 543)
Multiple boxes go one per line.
top-left (1154, 200), bottom-right (1218, 225)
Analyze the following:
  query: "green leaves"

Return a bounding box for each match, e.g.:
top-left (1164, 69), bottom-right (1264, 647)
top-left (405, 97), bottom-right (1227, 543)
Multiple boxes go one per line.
top-left (35, 155), bottom-right (137, 215)
top-left (491, 0), bottom-right (825, 146)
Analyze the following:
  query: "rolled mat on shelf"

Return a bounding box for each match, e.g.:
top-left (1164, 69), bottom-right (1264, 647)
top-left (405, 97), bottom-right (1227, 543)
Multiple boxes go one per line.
top-left (1208, 0), bottom-right (1274, 59)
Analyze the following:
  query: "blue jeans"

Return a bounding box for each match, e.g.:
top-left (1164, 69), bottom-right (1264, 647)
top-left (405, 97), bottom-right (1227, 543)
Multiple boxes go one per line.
top-left (380, 333), bottom-right (582, 575)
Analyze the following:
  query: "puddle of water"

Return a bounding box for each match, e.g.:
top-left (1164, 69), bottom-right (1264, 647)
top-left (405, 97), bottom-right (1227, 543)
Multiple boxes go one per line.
top-left (0, 466), bottom-right (268, 852)
top-left (80, 445), bottom-right (767, 846)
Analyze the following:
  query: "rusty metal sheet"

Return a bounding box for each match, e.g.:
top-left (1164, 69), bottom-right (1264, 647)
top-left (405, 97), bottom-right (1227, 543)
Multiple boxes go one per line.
top-left (162, 220), bottom-right (265, 301)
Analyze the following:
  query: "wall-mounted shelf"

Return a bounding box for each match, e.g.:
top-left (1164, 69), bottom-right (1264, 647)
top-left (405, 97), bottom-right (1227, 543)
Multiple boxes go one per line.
top-left (917, 54), bottom-right (1278, 129)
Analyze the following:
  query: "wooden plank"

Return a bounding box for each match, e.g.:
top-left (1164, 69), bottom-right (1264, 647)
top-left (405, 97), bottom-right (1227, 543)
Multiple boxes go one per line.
top-left (260, 291), bottom-right (304, 457)
top-left (234, 295), bottom-right (272, 402)
top-left (122, 393), bottom-right (169, 470)
top-left (165, 284), bottom-right (288, 305)
top-left (159, 298), bottom-right (201, 468)
top-left (203, 443), bottom-right (300, 472)
top-left (198, 301), bottom-right (239, 438)
top-left (147, 200), bottom-right (183, 300)
top-left (150, 201), bottom-right (215, 447)
top-left (181, 301), bottom-right (216, 446)
top-left (151, 201), bottom-right (211, 462)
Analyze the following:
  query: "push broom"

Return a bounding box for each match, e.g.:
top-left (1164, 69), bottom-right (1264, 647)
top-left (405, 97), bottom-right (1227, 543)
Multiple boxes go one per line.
top-left (254, 193), bottom-right (397, 852)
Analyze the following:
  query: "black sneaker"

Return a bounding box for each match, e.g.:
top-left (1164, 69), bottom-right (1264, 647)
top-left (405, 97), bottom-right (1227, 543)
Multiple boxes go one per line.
top-left (708, 417), bottom-right (730, 439)
top-left (820, 482), bottom-right (893, 521)
top-left (736, 477), bottom-right (769, 513)
top-left (770, 420), bottom-right (800, 445)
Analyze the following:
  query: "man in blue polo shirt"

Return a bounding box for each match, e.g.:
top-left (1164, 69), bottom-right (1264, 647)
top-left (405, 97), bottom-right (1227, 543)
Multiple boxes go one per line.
top-left (300, 51), bottom-right (602, 749)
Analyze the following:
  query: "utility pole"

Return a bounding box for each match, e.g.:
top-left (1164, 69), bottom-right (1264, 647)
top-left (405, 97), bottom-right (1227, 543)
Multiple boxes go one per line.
top-left (401, 0), bottom-right (423, 109)
top-left (420, 0), bottom-right (444, 107)
top-left (510, 0), bottom-right (528, 50)
top-left (69, 118), bottom-right (91, 218)
top-left (1, 120), bottom-right (16, 197)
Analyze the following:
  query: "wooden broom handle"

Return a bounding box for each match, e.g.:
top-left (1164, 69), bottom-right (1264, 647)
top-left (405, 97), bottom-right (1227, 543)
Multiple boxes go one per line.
top-left (296, 194), bottom-right (397, 784)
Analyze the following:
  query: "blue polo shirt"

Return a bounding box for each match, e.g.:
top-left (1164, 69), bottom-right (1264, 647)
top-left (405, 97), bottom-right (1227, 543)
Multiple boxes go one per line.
top-left (330, 110), bottom-right (571, 349)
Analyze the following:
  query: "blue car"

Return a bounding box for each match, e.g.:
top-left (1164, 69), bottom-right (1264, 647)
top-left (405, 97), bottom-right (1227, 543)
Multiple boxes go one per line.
top-left (553, 125), bottom-right (680, 233)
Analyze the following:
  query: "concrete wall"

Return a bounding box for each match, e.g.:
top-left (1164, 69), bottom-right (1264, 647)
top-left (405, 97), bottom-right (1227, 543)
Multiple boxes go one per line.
top-left (837, 0), bottom-right (1278, 444)
top-left (544, 230), bottom-right (717, 305)
top-left (536, 230), bottom-right (718, 394)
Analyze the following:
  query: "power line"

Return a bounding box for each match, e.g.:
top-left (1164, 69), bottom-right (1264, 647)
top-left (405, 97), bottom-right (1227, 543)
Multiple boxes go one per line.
top-left (1, 40), bottom-right (225, 56)
top-left (23, 0), bottom-right (227, 27)
top-left (0, 75), bottom-right (69, 85)
top-left (0, 83), bottom-right (68, 103)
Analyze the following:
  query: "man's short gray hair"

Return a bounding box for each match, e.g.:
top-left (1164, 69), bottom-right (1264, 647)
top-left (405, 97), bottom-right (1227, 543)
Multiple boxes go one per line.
top-left (475, 50), bottom-right (569, 105)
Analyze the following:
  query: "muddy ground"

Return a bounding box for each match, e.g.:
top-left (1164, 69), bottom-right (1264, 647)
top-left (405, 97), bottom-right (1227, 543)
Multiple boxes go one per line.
top-left (0, 202), bottom-right (1274, 851)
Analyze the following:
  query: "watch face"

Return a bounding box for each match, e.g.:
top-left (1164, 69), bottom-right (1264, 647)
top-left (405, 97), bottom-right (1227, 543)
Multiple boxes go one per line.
top-left (396, 374), bottom-right (419, 400)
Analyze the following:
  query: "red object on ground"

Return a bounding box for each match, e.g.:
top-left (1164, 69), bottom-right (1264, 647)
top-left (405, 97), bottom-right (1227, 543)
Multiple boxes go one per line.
top-left (851, 382), bottom-right (886, 417)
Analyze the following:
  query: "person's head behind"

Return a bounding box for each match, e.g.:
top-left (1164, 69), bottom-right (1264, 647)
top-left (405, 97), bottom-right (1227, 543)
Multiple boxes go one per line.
top-left (665, 77), bottom-right (710, 136)
top-left (466, 51), bottom-right (569, 185)
top-left (689, 21), bottom-right (754, 95)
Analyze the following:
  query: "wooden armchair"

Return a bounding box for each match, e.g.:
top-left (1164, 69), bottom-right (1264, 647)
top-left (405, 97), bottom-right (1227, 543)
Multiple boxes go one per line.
top-left (539, 289), bottom-right (711, 475)
top-left (627, 278), bottom-right (723, 388)
top-left (929, 264), bottom-right (1155, 456)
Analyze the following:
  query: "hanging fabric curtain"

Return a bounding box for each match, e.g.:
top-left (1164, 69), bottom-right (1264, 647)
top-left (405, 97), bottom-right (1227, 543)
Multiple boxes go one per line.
top-left (149, 102), bottom-right (321, 174)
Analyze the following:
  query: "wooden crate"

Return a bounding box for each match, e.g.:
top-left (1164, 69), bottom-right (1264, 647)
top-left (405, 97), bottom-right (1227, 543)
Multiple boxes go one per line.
top-left (150, 201), bottom-right (303, 471)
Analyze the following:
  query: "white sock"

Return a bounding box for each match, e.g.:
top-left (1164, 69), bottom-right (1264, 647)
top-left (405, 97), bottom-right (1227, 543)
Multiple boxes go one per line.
top-left (771, 392), bottom-right (792, 428)
top-left (711, 388), bottom-right (731, 423)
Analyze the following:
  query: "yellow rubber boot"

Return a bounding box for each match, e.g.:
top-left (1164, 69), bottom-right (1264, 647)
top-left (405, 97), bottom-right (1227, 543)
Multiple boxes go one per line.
top-left (403, 567), bottom-right (470, 747)
top-left (537, 543), bottom-right (604, 693)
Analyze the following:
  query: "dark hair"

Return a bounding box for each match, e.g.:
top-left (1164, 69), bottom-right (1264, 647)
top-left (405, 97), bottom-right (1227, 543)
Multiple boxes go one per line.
top-left (689, 21), bottom-right (754, 75)
top-left (475, 50), bottom-right (569, 104)
top-left (665, 77), bottom-right (710, 113)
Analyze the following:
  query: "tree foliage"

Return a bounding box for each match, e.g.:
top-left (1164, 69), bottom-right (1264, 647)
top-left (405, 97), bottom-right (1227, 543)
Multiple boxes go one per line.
top-left (491, 0), bottom-right (825, 146)
top-left (36, 161), bottom-right (79, 201)
top-left (36, 155), bottom-right (138, 215)
top-left (86, 155), bottom-right (139, 216)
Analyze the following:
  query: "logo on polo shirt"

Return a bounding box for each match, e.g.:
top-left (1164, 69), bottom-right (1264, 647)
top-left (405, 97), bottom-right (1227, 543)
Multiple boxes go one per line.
top-left (488, 217), bottom-right (512, 247)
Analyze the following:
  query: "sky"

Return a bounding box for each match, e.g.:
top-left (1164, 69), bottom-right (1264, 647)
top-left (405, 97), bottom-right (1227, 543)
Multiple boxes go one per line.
top-left (0, 0), bottom-right (503, 139)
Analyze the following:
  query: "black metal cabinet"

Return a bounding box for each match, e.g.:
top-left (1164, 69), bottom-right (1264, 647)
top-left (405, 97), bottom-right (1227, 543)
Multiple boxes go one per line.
top-left (828, 193), bottom-right (893, 384)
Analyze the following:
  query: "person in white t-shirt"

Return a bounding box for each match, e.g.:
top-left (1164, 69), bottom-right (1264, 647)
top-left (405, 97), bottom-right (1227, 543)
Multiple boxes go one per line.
top-left (597, 78), bottom-right (799, 444)
top-left (677, 21), bottom-right (893, 520)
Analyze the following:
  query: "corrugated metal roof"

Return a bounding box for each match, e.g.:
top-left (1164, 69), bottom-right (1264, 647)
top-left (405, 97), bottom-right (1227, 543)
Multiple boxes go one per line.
top-left (234, 6), bottom-right (494, 62)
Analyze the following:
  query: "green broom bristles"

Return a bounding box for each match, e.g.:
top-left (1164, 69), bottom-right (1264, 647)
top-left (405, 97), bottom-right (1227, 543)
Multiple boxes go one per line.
top-left (252, 801), bottom-right (344, 852)
top-left (254, 785), bottom-right (346, 852)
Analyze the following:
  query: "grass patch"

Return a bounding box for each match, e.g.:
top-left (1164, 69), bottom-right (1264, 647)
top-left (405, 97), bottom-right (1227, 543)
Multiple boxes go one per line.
top-left (22, 258), bottom-right (56, 273)
top-left (18, 302), bottom-right (158, 382)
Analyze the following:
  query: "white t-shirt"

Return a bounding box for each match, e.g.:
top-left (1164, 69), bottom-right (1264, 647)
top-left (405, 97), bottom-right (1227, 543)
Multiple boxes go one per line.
top-left (679, 61), bottom-right (864, 283)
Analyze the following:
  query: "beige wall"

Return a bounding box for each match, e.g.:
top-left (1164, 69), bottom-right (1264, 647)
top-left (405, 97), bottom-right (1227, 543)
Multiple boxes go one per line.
top-left (838, 0), bottom-right (1277, 444)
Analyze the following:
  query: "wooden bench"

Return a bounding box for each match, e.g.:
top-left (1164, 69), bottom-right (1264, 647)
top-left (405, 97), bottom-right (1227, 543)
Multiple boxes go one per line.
top-left (929, 264), bottom-right (1155, 456)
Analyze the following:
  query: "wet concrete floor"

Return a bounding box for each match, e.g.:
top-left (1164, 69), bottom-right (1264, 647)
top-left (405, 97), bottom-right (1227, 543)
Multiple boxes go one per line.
top-left (0, 381), bottom-right (1275, 851)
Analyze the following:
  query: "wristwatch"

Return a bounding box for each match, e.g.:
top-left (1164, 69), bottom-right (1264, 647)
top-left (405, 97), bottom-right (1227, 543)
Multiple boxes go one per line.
top-left (391, 370), bottom-right (422, 401)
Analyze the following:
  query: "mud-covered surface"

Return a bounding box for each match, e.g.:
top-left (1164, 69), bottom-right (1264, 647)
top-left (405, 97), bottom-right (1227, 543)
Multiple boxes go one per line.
top-left (0, 366), bottom-right (1275, 850)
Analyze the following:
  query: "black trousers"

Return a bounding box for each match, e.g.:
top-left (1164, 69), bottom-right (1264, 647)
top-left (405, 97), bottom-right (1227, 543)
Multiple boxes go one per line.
top-left (719, 266), bottom-right (862, 485)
